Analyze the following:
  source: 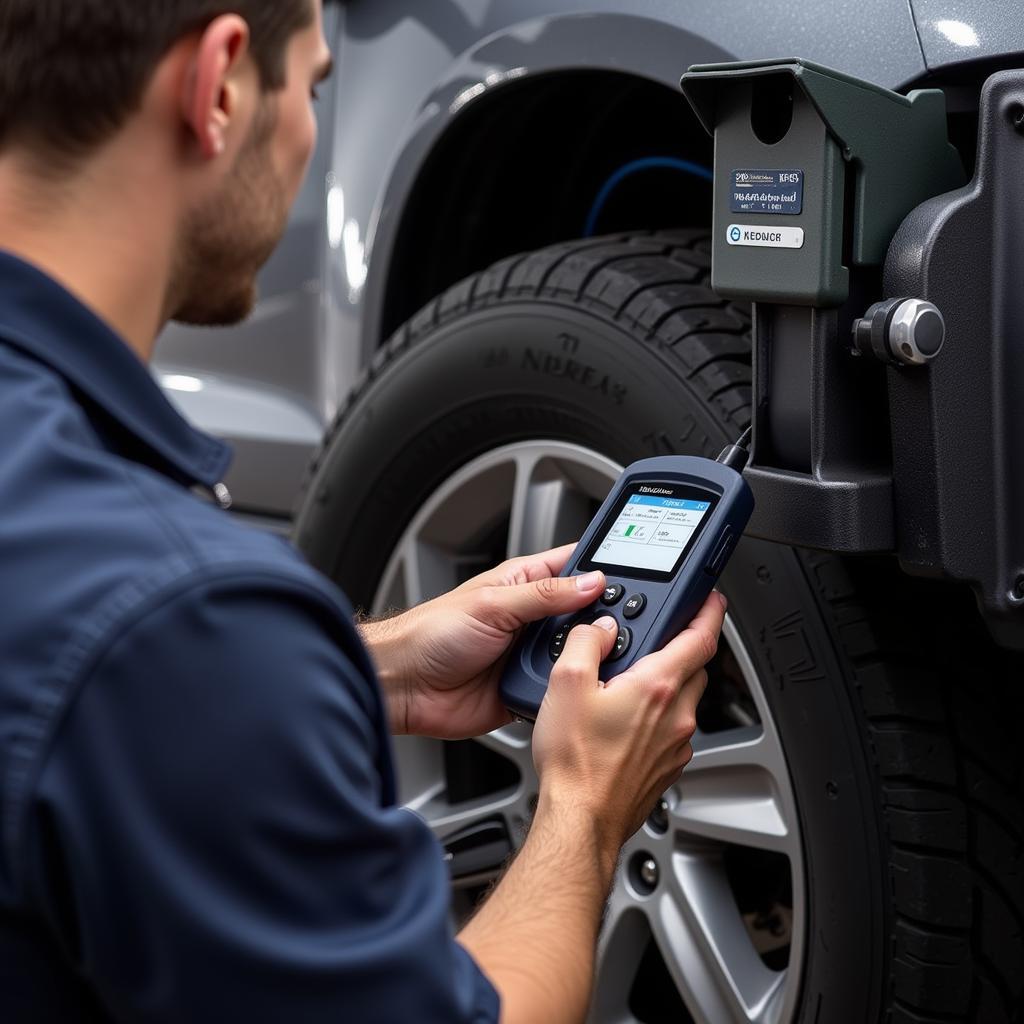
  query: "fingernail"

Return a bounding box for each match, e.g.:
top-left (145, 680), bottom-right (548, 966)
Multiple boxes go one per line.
top-left (716, 590), bottom-right (728, 611)
top-left (575, 571), bottom-right (603, 592)
top-left (593, 615), bottom-right (618, 632)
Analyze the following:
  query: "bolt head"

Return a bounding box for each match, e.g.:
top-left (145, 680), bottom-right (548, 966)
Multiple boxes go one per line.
top-left (639, 858), bottom-right (659, 888)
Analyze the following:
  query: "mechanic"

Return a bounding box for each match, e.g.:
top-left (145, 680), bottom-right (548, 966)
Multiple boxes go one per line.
top-left (0, 2), bottom-right (723, 1022)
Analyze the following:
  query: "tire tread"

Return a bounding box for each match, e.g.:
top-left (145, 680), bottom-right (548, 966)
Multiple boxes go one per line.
top-left (802, 551), bottom-right (1024, 1021)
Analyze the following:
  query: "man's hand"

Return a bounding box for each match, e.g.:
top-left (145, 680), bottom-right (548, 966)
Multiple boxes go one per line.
top-left (359, 544), bottom-right (606, 738)
top-left (532, 589), bottom-right (726, 848)
top-left (459, 591), bottom-right (726, 1024)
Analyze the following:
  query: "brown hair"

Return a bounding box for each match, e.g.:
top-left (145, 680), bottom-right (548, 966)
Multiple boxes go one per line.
top-left (0, 0), bottom-right (314, 157)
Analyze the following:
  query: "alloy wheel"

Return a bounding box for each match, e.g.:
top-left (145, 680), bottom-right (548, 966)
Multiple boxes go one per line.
top-left (373, 442), bottom-right (805, 1024)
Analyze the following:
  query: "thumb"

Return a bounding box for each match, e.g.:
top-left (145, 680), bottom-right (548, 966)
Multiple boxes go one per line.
top-left (490, 570), bottom-right (606, 628)
top-left (550, 616), bottom-right (619, 688)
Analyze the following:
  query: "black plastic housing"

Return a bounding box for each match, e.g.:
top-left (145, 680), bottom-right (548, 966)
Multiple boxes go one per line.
top-left (884, 70), bottom-right (1024, 647)
top-left (680, 59), bottom-right (965, 555)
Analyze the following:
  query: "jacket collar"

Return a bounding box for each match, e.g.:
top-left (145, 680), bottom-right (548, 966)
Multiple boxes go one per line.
top-left (0, 250), bottom-right (232, 489)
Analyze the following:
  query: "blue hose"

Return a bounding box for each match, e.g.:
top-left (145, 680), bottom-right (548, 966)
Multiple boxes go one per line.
top-left (583, 156), bottom-right (713, 237)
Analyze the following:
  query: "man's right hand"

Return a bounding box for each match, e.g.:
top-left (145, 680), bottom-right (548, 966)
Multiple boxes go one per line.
top-left (458, 590), bottom-right (726, 1024)
top-left (531, 590), bottom-right (726, 852)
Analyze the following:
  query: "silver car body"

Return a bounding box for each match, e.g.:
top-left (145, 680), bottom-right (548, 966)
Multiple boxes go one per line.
top-left (154, 0), bottom-right (1024, 518)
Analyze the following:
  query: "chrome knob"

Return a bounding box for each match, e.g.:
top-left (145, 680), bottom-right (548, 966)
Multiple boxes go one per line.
top-left (852, 297), bottom-right (945, 367)
top-left (888, 299), bottom-right (945, 365)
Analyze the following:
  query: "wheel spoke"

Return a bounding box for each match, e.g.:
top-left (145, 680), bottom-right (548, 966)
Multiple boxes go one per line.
top-left (506, 450), bottom-right (541, 559)
top-left (406, 729), bottom-right (536, 857)
top-left (506, 451), bottom-right (593, 558)
top-left (413, 784), bottom-right (527, 839)
top-left (650, 852), bottom-right (786, 1024)
top-left (672, 726), bottom-right (796, 854)
top-left (590, 892), bottom-right (652, 1022)
top-left (474, 723), bottom-right (536, 776)
top-left (397, 535), bottom-right (458, 605)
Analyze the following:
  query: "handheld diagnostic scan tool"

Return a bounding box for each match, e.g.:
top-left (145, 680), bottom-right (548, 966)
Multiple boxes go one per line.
top-left (499, 433), bottom-right (755, 720)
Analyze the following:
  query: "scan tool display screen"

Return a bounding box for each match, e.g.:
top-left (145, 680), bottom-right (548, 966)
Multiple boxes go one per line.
top-left (578, 483), bottom-right (718, 583)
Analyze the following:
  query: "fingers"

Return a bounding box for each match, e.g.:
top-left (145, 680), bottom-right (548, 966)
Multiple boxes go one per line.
top-left (480, 569), bottom-right (606, 631)
top-left (464, 544), bottom-right (580, 590)
top-left (517, 544), bottom-right (578, 582)
top-left (549, 617), bottom-right (618, 689)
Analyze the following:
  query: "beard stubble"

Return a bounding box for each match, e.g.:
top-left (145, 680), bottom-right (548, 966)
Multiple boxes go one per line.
top-left (170, 100), bottom-right (289, 327)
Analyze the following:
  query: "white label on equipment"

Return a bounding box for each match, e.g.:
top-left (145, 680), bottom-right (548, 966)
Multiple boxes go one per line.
top-left (726, 224), bottom-right (804, 248)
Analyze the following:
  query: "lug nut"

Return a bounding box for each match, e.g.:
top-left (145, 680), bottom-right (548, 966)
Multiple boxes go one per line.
top-left (639, 858), bottom-right (659, 888)
top-left (648, 798), bottom-right (669, 834)
top-left (628, 851), bottom-right (661, 895)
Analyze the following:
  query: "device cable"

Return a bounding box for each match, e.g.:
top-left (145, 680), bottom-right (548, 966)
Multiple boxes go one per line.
top-left (716, 426), bottom-right (753, 472)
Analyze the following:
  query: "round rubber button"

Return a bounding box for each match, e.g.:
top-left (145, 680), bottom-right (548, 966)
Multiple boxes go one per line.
top-left (550, 616), bottom-right (595, 660)
top-left (622, 593), bottom-right (647, 619)
top-left (608, 624), bottom-right (632, 662)
top-left (601, 584), bottom-right (625, 606)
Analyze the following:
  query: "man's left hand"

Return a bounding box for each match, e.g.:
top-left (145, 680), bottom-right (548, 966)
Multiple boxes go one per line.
top-left (358, 545), bottom-right (606, 738)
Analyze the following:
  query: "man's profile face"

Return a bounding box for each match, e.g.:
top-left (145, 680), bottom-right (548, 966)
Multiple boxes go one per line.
top-left (172, 1), bottom-right (332, 326)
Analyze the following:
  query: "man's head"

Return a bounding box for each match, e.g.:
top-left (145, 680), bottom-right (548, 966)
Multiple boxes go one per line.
top-left (0, 1), bottom-right (333, 329)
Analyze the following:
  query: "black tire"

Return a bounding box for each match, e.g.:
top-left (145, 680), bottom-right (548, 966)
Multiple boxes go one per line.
top-left (295, 232), bottom-right (1024, 1023)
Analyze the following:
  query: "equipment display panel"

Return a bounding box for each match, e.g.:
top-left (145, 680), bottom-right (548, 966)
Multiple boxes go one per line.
top-left (577, 483), bottom-right (718, 583)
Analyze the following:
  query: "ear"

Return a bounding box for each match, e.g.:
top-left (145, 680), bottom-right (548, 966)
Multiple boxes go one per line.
top-left (181, 15), bottom-right (252, 160)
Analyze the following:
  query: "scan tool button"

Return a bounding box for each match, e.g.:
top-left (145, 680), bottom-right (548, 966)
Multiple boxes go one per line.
top-left (711, 536), bottom-right (735, 575)
top-left (608, 624), bottom-right (632, 662)
top-left (704, 528), bottom-right (737, 577)
top-left (622, 593), bottom-right (647, 620)
top-left (705, 527), bottom-right (734, 577)
top-left (601, 584), bottom-right (625, 606)
top-left (549, 623), bottom-right (571, 661)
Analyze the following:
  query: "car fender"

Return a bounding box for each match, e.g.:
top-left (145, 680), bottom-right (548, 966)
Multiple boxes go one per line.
top-left (324, 2), bottom-right (926, 384)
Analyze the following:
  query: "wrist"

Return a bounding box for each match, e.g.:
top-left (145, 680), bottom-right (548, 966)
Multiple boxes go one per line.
top-left (533, 783), bottom-right (622, 883)
top-left (357, 612), bottom-right (416, 734)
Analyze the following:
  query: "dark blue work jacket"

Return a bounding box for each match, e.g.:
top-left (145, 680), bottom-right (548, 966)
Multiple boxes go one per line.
top-left (0, 252), bottom-right (498, 1023)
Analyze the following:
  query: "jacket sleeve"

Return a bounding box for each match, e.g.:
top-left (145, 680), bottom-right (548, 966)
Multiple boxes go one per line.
top-left (24, 568), bottom-right (500, 1024)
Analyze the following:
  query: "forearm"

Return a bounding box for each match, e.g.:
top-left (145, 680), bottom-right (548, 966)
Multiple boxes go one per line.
top-left (458, 793), bottom-right (620, 1024)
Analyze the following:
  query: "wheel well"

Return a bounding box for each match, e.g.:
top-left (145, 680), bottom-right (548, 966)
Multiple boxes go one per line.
top-left (380, 70), bottom-right (713, 341)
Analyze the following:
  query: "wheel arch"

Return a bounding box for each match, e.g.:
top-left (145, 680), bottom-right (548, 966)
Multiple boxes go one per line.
top-left (378, 69), bottom-right (717, 343)
top-left (355, 13), bottom-right (734, 363)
